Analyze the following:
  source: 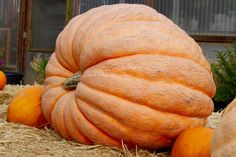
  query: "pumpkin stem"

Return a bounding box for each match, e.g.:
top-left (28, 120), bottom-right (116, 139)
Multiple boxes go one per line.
top-left (62, 72), bottom-right (81, 90)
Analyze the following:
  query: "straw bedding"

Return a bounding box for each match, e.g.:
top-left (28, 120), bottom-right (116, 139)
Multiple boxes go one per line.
top-left (0, 85), bottom-right (222, 157)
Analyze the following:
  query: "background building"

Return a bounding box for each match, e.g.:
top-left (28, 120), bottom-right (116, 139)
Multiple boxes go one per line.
top-left (0, 0), bottom-right (235, 83)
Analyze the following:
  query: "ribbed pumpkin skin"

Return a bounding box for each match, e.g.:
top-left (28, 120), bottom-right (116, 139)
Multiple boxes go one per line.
top-left (7, 85), bottom-right (48, 128)
top-left (170, 127), bottom-right (214, 157)
top-left (42, 4), bottom-right (216, 149)
top-left (211, 98), bottom-right (236, 157)
top-left (0, 71), bottom-right (6, 90)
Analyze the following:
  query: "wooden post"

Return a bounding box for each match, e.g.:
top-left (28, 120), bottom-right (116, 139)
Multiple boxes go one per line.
top-left (5, 0), bottom-right (13, 66)
top-left (146, 0), bottom-right (154, 7)
top-left (17, 0), bottom-right (28, 72)
top-left (73, 0), bottom-right (79, 15)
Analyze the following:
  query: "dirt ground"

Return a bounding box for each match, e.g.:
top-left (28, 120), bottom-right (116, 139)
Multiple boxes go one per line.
top-left (0, 85), bottom-right (221, 157)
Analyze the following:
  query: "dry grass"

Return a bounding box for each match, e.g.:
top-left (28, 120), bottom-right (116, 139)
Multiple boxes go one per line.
top-left (0, 85), bottom-right (222, 157)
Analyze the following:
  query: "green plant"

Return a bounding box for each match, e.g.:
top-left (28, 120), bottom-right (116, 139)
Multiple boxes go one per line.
top-left (211, 44), bottom-right (236, 111)
top-left (30, 54), bottom-right (49, 84)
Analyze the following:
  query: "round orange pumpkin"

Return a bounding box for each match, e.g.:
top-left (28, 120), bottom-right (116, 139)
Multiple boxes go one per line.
top-left (7, 85), bottom-right (48, 128)
top-left (211, 98), bottom-right (236, 157)
top-left (42, 4), bottom-right (216, 149)
top-left (170, 127), bottom-right (214, 157)
top-left (0, 71), bottom-right (7, 90)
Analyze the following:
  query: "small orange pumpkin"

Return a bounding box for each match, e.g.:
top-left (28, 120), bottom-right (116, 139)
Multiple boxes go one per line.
top-left (170, 127), bottom-right (214, 157)
top-left (7, 85), bottom-right (48, 128)
top-left (0, 71), bottom-right (6, 90)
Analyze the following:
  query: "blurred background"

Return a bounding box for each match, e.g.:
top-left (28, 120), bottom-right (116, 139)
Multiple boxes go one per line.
top-left (0, 0), bottom-right (235, 83)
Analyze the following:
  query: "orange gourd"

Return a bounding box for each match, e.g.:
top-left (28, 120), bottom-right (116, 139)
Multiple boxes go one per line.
top-left (42, 4), bottom-right (216, 149)
top-left (211, 98), bottom-right (236, 157)
top-left (7, 85), bottom-right (48, 128)
top-left (170, 127), bottom-right (214, 157)
top-left (0, 71), bottom-right (6, 90)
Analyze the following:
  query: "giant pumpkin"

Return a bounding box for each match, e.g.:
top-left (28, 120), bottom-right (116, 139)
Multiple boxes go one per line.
top-left (42, 4), bottom-right (216, 149)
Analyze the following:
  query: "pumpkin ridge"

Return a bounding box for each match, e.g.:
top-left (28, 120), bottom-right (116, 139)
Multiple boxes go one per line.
top-left (77, 19), bottom-right (159, 66)
top-left (93, 56), bottom-right (214, 97)
top-left (76, 94), bottom-right (204, 148)
top-left (54, 51), bottom-right (78, 74)
top-left (80, 22), bottom-right (209, 72)
top-left (105, 71), bottom-right (212, 97)
top-left (59, 14), bottom-right (84, 67)
top-left (56, 34), bottom-right (78, 72)
top-left (76, 84), bottom-right (207, 131)
top-left (70, 6), bottom-right (111, 66)
top-left (62, 92), bottom-right (86, 140)
top-left (42, 87), bottom-right (68, 123)
top-left (76, 96), bottom-right (164, 148)
top-left (78, 82), bottom-right (211, 119)
top-left (56, 14), bottom-right (91, 70)
top-left (80, 21), bottom-right (200, 65)
top-left (78, 98), bottom-right (135, 147)
top-left (72, 97), bottom-right (122, 147)
top-left (46, 53), bottom-right (73, 78)
top-left (77, 18), bottom-right (159, 55)
top-left (59, 11), bottom-right (97, 70)
top-left (64, 94), bottom-right (93, 144)
top-left (109, 71), bottom-right (213, 98)
top-left (68, 98), bottom-right (100, 145)
top-left (51, 92), bottom-right (73, 140)
top-left (72, 4), bottom-right (160, 51)
top-left (71, 4), bottom-right (142, 69)
top-left (80, 52), bottom-right (210, 74)
top-left (80, 73), bottom-right (213, 117)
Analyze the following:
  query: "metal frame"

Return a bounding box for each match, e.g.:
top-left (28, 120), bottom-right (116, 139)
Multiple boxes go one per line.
top-left (0, 0), bottom-right (17, 69)
top-left (26, 0), bottom-right (72, 53)
top-left (191, 35), bottom-right (236, 43)
top-left (0, 28), bottom-right (11, 66)
top-left (17, 0), bottom-right (75, 72)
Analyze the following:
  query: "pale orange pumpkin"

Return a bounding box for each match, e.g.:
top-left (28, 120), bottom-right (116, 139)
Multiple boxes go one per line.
top-left (222, 98), bottom-right (236, 117)
top-left (42, 4), bottom-right (216, 149)
top-left (211, 98), bottom-right (236, 157)
top-left (170, 127), bottom-right (214, 157)
top-left (7, 85), bottom-right (48, 128)
top-left (0, 71), bottom-right (6, 90)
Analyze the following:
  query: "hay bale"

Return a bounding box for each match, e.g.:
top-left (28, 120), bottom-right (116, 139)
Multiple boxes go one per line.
top-left (0, 85), bottom-right (221, 157)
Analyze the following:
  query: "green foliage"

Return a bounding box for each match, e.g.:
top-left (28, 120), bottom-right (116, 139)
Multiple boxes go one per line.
top-left (30, 54), bottom-right (49, 84)
top-left (211, 44), bottom-right (236, 110)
